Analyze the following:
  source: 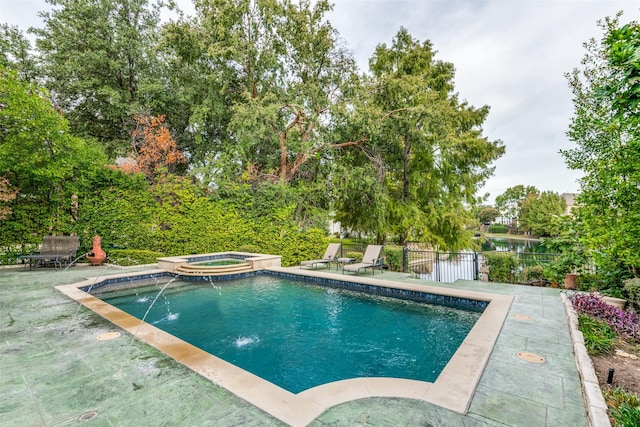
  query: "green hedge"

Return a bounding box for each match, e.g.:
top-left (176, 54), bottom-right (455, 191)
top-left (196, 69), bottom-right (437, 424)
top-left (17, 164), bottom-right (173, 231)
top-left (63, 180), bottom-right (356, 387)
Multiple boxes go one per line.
top-left (108, 250), bottom-right (165, 266)
top-left (484, 252), bottom-right (519, 283)
top-left (3, 174), bottom-right (330, 268)
top-left (0, 244), bottom-right (39, 265)
top-left (384, 246), bottom-right (403, 271)
top-left (488, 224), bottom-right (509, 234)
top-left (65, 175), bottom-right (328, 267)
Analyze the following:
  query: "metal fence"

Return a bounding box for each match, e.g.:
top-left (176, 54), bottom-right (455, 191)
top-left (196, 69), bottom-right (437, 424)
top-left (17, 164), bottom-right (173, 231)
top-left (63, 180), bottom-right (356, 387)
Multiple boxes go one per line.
top-left (403, 249), bottom-right (594, 282)
top-left (404, 249), bottom-right (481, 282)
top-left (329, 241), bottom-right (584, 283)
top-left (513, 251), bottom-right (561, 267)
top-left (335, 242), bottom-right (368, 259)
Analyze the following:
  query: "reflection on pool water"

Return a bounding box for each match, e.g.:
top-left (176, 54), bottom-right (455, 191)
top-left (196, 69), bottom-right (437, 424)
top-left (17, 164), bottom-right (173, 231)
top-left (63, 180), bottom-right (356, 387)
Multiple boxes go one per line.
top-left (99, 274), bottom-right (481, 393)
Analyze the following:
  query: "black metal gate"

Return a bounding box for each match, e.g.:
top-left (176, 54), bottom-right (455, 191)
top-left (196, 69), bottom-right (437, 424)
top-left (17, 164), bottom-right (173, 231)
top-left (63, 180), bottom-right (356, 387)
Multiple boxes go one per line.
top-left (403, 248), bottom-right (480, 282)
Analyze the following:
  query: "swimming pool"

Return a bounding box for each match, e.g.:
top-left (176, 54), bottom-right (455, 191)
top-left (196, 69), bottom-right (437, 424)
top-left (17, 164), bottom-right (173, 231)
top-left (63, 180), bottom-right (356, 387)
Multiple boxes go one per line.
top-left (98, 274), bottom-right (481, 394)
top-left (56, 263), bottom-right (513, 426)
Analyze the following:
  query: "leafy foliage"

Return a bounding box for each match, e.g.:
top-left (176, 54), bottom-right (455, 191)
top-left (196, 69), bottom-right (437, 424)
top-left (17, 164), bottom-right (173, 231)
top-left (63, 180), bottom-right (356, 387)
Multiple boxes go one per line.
top-left (521, 265), bottom-right (544, 282)
top-left (214, 180), bottom-right (330, 230)
top-left (483, 252), bottom-right (518, 283)
top-left (336, 28), bottom-right (504, 247)
top-left (623, 278), bottom-right (640, 311)
top-left (570, 292), bottom-right (640, 341)
top-left (0, 176), bottom-right (17, 220)
top-left (478, 206), bottom-right (500, 225)
top-left (72, 173), bottom-right (327, 266)
top-left (0, 66), bottom-right (108, 243)
top-left (488, 224), bottom-right (508, 234)
top-left (604, 387), bottom-right (640, 427)
top-left (0, 244), bottom-right (38, 265)
top-left (128, 114), bottom-right (187, 183)
top-left (518, 191), bottom-right (566, 237)
top-left (563, 15), bottom-right (640, 279)
top-left (383, 246), bottom-right (403, 272)
top-left (33, 0), bottom-right (166, 155)
top-left (578, 314), bottom-right (618, 355)
top-left (0, 24), bottom-right (37, 81)
top-left (108, 249), bottom-right (165, 266)
top-left (494, 185), bottom-right (538, 224)
top-left (541, 218), bottom-right (589, 283)
top-left (165, 0), bottom-right (360, 185)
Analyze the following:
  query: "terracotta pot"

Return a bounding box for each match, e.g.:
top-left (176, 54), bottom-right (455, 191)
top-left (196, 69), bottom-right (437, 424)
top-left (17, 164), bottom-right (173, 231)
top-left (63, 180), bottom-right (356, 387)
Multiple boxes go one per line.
top-left (86, 235), bottom-right (107, 266)
top-left (564, 273), bottom-right (578, 290)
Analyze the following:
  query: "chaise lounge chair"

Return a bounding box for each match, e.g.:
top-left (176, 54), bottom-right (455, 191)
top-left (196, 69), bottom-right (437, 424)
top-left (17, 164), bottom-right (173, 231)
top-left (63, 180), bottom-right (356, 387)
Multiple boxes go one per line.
top-left (300, 243), bottom-right (341, 270)
top-left (343, 245), bottom-right (384, 275)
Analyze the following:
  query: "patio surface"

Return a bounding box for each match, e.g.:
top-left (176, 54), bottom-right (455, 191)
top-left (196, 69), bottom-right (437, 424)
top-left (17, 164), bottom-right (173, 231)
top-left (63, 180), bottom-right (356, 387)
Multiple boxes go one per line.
top-left (1, 264), bottom-right (593, 426)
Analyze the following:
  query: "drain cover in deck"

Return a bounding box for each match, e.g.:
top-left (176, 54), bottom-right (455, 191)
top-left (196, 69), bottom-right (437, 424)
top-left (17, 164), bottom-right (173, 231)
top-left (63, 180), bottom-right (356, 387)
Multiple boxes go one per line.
top-left (513, 314), bottom-right (532, 321)
top-left (78, 411), bottom-right (98, 421)
top-left (517, 352), bottom-right (546, 363)
top-left (96, 332), bottom-right (121, 341)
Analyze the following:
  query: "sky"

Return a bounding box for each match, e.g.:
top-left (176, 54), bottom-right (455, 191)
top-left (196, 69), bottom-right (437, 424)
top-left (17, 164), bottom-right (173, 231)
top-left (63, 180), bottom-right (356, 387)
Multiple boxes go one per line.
top-left (1, 0), bottom-right (639, 204)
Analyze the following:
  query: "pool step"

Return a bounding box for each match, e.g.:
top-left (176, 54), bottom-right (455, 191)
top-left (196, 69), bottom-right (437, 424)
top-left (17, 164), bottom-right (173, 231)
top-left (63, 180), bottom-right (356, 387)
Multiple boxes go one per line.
top-left (175, 262), bottom-right (253, 276)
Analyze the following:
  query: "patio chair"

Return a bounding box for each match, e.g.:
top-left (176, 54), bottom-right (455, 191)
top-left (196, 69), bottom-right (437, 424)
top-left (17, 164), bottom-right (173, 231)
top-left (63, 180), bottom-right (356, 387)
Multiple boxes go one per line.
top-left (300, 243), bottom-right (341, 270)
top-left (343, 245), bottom-right (384, 275)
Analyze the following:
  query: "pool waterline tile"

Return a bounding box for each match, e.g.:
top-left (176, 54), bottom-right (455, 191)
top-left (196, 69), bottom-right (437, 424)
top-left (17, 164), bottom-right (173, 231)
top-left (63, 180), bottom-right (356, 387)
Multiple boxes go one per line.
top-left (55, 265), bottom-right (513, 427)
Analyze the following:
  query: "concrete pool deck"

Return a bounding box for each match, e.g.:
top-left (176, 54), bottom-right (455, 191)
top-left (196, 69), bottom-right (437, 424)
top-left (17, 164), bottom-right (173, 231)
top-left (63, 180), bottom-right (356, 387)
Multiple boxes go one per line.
top-left (1, 264), bottom-right (600, 426)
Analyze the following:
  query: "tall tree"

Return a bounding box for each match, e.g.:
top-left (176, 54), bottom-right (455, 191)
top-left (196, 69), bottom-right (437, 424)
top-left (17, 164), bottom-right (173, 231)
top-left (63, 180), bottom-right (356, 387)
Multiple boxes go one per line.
top-left (518, 191), bottom-right (566, 237)
top-left (494, 185), bottom-right (538, 225)
top-left (130, 114), bottom-right (187, 183)
top-left (165, 0), bottom-right (361, 185)
top-left (0, 24), bottom-right (38, 81)
top-left (336, 28), bottom-right (504, 247)
top-left (0, 66), bottom-right (108, 241)
top-left (32, 0), bottom-right (165, 156)
top-left (477, 206), bottom-right (500, 225)
top-left (563, 14), bottom-right (640, 276)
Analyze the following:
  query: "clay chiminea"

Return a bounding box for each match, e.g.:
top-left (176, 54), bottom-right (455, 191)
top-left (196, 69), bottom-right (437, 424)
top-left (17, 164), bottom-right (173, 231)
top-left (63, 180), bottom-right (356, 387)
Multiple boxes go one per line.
top-left (86, 235), bottom-right (107, 266)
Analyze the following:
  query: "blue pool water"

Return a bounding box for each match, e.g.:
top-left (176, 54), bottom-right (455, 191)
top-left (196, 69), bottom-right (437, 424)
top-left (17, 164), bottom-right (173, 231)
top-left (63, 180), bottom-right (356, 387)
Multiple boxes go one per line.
top-left (101, 275), bottom-right (480, 393)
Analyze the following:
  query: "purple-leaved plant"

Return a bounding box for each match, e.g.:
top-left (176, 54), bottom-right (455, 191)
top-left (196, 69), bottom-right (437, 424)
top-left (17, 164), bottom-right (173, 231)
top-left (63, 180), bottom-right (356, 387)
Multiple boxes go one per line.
top-left (569, 292), bottom-right (640, 341)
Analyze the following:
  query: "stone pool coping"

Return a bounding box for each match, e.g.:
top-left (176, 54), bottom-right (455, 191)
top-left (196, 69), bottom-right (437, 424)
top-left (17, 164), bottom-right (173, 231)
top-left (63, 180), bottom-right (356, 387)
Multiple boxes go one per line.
top-left (55, 266), bottom-right (513, 427)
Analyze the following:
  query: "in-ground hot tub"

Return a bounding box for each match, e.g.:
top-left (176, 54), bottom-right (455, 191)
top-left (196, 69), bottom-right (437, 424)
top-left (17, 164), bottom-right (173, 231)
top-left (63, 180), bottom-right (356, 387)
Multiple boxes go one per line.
top-left (157, 252), bottom-right (282, 276)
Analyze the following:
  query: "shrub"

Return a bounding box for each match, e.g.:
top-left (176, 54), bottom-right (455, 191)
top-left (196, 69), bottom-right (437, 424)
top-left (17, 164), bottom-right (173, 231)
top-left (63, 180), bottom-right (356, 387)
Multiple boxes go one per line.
top-left (623, 278), bottom-right (640, 311)
top-left (236, 244), bottom-right (261, 253)
top-left (542, 261), bottom-right (565, 285)
top-left (569, 292), bottom-right (640, 341)
top-left (577, 273), bottom-right (605, 292)
top-left (345, 251), bottom-right (363, 262)
top-left (108, 249), bottom-right (165, 266)
top-left (604, 387), bottom-right (640, 427)
top-left (383, 246), bottom-right (403, 272)
top-left (578, 314), bottom-right (617, 355)
top-left (488, 224), bottom-right (509, 234)
top-left (483, 252), bottom-right (519, 283)
top-left (521, 265), bottom-right (544, 282)
top-left (1, 244), bottom-right (38, 265)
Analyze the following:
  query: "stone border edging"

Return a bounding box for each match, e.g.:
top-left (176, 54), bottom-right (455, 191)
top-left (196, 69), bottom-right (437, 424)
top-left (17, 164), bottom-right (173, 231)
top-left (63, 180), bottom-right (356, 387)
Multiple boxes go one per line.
top-left (561, 292), bottom-right (611, 427)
